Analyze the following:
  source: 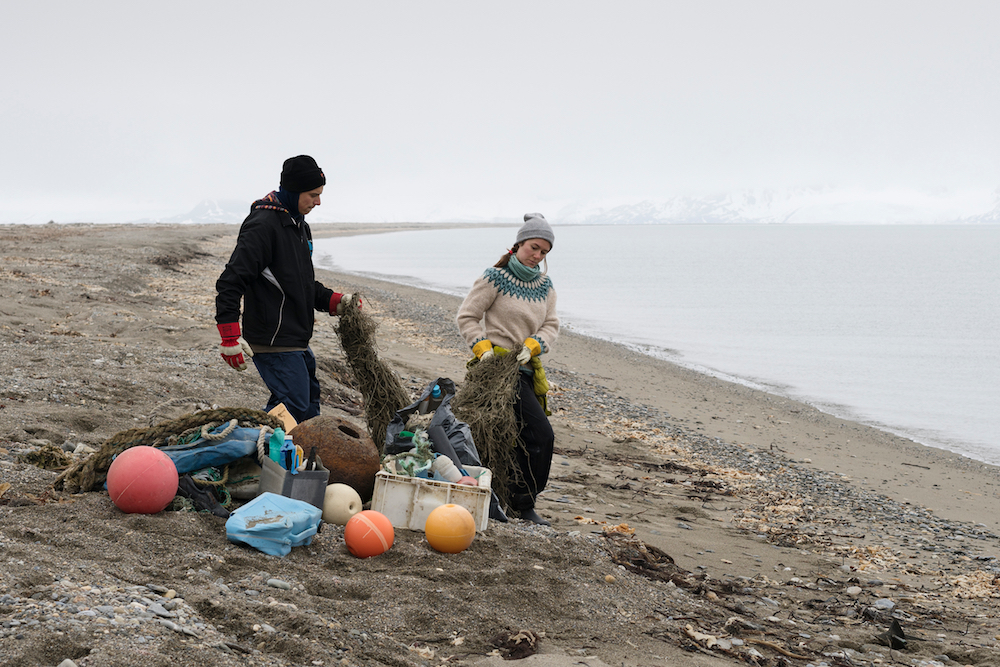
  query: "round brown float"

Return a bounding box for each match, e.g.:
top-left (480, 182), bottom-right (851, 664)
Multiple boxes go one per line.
top-left (290, 416), bottom-right (380, 501)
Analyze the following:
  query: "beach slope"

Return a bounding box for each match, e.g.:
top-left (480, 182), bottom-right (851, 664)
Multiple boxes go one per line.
top-left (2, 223), bottom-right (999, 667)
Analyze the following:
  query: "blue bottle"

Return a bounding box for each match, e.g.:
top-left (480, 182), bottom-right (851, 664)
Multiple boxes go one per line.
top-left (418, 384), bottom-right (443, 414)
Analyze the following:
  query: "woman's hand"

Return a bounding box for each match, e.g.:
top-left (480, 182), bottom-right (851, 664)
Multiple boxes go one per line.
top-left (518, 338), bottom-right (542, 364)
top-left (473, 339), bottom-right (494, 361)
top-left (516, 347), bottom-right (531, 365)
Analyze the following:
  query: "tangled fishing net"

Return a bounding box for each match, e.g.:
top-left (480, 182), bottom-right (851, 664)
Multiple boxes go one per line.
top-left (452, 351), bottom-right (523, 508)
top-left (335, 295), bottom-right (411, 453)
top-left (53, 407), bottom-right (283, 494)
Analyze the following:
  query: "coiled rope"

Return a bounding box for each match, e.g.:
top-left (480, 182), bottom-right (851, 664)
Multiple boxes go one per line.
top-left (53, 407), bottom-right (284, 494)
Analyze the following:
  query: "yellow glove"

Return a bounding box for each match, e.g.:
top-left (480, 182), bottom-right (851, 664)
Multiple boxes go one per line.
top-left (473, 339), bottom-right (494, 361)
top-left (517, 338), bottom-right (542, 365)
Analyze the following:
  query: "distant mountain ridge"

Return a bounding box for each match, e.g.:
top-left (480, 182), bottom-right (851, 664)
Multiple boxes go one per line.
top-left (132, 199), bottom-right (250, 225)
top-left (143, 187), bottom-right (1000, 225)
top-left (556, 187), bottom-right (1000, 225)
top-left (964, 199), bottom-right (1000, 224)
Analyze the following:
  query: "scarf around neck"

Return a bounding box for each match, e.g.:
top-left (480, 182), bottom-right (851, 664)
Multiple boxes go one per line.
top-left (253, 190), bottom-right (304, 223)
top-left (508, 254), bottom-right (540, 282)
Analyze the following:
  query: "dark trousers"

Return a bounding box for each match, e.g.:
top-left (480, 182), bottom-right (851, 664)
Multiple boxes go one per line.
top-left (252, 348), bottom-right (321, 424)
top-left (509, 373), bottom-right (555, 510)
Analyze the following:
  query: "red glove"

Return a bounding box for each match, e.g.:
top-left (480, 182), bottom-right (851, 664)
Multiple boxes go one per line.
top-left (330, 292), bottom-right (361, 316)
top-left (218, 322), bottom-right (253, 371)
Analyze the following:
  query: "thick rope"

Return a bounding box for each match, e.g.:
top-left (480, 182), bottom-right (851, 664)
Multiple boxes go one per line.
top-left (191, 466), bottom-right (230, 487)
top-left (255, 426), bottom-right (273, 462)
top-left (200, 419), bottom-right (238, 441)
top-left (53, 407), bottom-right (284, 494)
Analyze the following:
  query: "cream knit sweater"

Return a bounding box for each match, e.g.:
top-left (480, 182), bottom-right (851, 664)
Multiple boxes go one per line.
top-left (456, 266), bottom-right (559, 355)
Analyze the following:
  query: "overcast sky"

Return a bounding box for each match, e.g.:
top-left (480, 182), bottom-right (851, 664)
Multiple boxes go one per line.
top-left (2, 1), bottom-right (998, 223)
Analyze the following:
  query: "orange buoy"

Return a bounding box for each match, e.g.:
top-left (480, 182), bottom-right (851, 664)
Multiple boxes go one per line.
top-left (343, 510), bottom-right (394, 558)
top-left (425, 503), bottom-right (476, 553)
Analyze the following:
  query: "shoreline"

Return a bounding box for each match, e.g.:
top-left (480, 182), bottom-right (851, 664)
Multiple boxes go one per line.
top-left (308, 223), bottom-right (1000, 527)
top-left (558, 325), bottom-right (994, 472)
top-left (315, 261), bottom-right (1000, 531)
top-left (311, 221), bottom-right (997, 473)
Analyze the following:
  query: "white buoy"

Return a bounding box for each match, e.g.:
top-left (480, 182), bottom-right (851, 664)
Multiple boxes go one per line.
top-left (322, 483), bottom-right (363, 525)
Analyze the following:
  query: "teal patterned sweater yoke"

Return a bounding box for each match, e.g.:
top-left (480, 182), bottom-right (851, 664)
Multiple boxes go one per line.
top-left (456, 266), bottom-right (559, 355)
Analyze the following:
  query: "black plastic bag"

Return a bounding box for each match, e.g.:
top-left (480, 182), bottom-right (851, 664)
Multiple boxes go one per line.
top-left (384, 377), bottom-right (480, 466)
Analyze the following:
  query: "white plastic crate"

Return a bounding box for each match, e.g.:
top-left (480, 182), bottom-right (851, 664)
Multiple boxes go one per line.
top-left (370, 465), bottom-right (492, 532)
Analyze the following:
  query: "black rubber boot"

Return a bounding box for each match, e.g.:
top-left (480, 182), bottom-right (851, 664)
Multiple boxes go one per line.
top-left (489, 492), bottom-right (509, 523)
top-left (510, 494), bottom-right (550, 526)
top-left (518, 507), bottom-right (550, 526)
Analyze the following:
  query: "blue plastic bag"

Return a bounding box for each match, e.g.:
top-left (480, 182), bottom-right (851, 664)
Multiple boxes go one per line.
top-left (225, 492), bottom-right (322, 557)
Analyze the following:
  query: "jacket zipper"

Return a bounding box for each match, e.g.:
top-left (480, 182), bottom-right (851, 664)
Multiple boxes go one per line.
top-left (262, 212), bottom-right (308, 346)
top-left (261, 267), bottom-right (286, 345)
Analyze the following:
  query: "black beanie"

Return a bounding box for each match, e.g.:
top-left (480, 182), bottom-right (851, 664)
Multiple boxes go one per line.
top-left (280, 155), bottom-right (326, 193)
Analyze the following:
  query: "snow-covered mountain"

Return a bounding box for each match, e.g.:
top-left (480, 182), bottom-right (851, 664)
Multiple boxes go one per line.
top-left (959, 193), bottom-right (1000, 223)
top-left (133, 199), bottom-right (250, 225)
top-left (556, 187), bottom-right (1000, 225)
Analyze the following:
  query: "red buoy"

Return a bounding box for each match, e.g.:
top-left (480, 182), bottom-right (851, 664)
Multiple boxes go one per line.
top-left (106, 446), bottom-right (179, 514)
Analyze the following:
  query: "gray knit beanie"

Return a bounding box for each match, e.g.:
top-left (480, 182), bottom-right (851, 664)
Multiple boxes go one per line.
top-left (516, 213), bottom-right (555, 248)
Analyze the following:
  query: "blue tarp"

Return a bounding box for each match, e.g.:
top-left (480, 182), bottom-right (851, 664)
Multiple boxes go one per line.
top-left (158, 426), bottom-right (262, 475)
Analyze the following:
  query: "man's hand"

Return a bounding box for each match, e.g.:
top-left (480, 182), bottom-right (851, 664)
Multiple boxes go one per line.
top-left (473, 339), bottom-right (494, 361)
top-left (218, 322), bottom-right (253, 372)
top-left (331, 292), bottom-right (362, 316)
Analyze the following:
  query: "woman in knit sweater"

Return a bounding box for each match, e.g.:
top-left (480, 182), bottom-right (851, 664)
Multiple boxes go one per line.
top-left (456, 213), bottom-right (559, 525)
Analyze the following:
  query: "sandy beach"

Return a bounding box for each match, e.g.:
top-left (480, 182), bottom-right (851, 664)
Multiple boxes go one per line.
top-left (2, 222), bottom-right (1000, 667)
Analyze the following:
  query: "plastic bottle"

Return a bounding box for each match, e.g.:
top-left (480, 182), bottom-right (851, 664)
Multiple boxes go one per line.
top-left (279, 438), bottom-right (298, 473)
top-left (417, 384), bottom-right (443, 414)
top-left (268, 428), bottom-right (285, 463)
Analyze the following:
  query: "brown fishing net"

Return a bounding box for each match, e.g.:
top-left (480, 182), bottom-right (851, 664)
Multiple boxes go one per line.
top-left (334, 295), bottom-right (411, 454)
top-left (452, 352), bottom-right (522, 509)
top-left (52, 407), bottom-right (284, 494)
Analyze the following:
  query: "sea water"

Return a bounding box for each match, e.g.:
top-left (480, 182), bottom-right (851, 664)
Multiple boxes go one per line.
top-left (314, 224), bottom-right (1000, 465)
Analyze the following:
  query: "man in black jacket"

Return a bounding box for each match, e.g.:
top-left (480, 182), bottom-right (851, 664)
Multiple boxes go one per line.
top-left (215, 155), bottom-right (355, 424)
